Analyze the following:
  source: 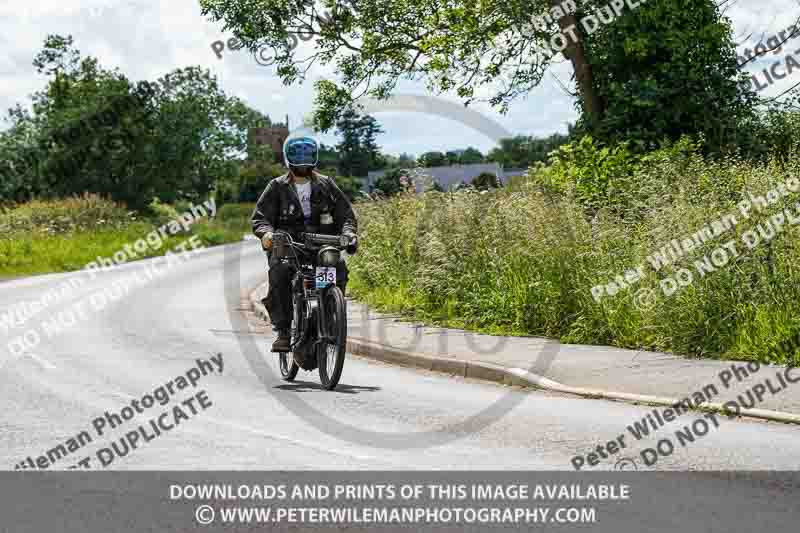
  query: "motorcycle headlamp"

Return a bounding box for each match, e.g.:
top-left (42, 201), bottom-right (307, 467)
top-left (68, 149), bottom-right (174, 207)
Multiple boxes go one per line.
top-left (318, 246), bottom-right (340, 267)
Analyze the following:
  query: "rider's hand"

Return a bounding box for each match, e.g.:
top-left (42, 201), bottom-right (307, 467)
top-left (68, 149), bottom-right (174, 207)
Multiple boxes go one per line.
top-left (261, 231), bottom-right (274, 251)
top-left (344, 232), bottom-right (358, 255)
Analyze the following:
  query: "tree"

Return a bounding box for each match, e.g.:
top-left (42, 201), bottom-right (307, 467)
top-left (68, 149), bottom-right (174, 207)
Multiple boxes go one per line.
top-left (488, 133), bottom-right (570, 168)
top-left (579, 0), bottom-right (757, 150)
top-left (318, 142), bottom-right (340, 169)
top-left (398, 153), bottom-right (415, 166)
top-left (359, 115), bottom-right (385, 170)
top-left (419, 151), bottom-right (447, 167)
top-left (335, 107), bottom-right (369, 177)
top-left (234, 160), bottom-right (286, 203)
top-left (2, 35), bottom-right (269, 209)
top-left (460, 147), bottom-right (485, 164)
top-left (445, 147), bottom-right (484, 165)
top-left (471, 172), bottom-right (501, 190)
top-left (334, 108), bottom-right (386, 176)
top-left (372, 168), bottom-right (405, 196)
top-left (445, 150), bottom-right (461, 165)
top-left (199, 0), bottom-right (757, 151)
top-left (383, 152), bottom-right (416, 169)
top-left (11, 35), bottom-right (157, 209)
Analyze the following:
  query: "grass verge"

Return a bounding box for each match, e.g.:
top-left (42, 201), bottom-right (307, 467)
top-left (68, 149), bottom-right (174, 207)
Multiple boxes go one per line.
top-left (348, 143), bottom-right (800, 365)
top-left (0, 196), bottom-right (252, 277)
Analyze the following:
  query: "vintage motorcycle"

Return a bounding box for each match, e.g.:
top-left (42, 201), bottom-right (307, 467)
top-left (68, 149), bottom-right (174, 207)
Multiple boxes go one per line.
top-left (269, 230), bottom-right (350, 390)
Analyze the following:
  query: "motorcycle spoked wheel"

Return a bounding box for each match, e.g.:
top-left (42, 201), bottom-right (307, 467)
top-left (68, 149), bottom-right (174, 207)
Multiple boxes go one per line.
top-left (278, 352), bottom-right (299, 381)
top-left (317, 286), bottom-right (347, 391)
top-left (278, 291), bottom-right (304, 381)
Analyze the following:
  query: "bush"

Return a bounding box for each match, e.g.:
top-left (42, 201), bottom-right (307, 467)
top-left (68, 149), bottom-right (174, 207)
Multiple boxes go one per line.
top-left (471, 172), bottom-right (500, 190)
top-left (146, 197), bottom-right (181, 227)
top-left (531, 136), bottom-right (640, 214)
top-left (0, 193), bottom-right (134, 238)
top-left (372, 169), bottom-right (405, 196)
top-left (217, 203), bottom-right (256, 223)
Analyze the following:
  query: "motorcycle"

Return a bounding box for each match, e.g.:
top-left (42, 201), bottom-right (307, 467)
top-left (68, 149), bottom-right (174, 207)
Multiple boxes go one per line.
top-left (268, 230), bottom-right (350, 390)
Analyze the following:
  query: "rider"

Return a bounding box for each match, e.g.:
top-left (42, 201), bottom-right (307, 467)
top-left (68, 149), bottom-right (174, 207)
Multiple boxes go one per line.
top-left (252, 135), bottom-right (358, 352)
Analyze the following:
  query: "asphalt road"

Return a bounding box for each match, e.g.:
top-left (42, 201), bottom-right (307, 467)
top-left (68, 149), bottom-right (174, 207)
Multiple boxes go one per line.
top-left (1, 241), bottom-right (800, 471)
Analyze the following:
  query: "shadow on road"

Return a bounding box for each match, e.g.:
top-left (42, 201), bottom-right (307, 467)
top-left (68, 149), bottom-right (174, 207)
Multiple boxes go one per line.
top-left (274, 380), bottom-right (381, 394)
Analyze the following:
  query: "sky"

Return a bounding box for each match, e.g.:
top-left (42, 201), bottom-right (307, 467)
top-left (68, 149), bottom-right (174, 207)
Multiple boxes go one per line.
top-left (0, 0), bottom-right (798, 157)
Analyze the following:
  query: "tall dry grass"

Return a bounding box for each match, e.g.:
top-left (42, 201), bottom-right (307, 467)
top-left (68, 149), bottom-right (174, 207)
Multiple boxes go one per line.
top-left (349, 145), bottom-right (800, 365)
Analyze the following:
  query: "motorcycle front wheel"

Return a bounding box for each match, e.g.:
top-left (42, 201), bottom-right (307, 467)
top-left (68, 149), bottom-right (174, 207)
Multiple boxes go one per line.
top-left (317, 286), bottom-right (347, 390)
top-left (279, 353), bottom-right (299, 381)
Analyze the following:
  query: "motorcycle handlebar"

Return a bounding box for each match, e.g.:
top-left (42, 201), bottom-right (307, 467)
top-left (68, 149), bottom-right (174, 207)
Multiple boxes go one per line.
top-left (271, 231), bottom-right (349, 249)
top-left (301, 232), bottom-right (347, 247)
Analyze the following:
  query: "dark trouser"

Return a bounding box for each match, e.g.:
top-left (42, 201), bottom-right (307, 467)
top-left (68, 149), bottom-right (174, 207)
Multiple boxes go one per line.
top-left (265, 253), bottom-right (348, 331)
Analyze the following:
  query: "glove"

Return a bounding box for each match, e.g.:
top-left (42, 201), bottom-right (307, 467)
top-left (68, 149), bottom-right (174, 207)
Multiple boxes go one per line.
top-left (261, 231), bottom-right (274, 251)
top-left (344, 232), bottom-right (358, 255)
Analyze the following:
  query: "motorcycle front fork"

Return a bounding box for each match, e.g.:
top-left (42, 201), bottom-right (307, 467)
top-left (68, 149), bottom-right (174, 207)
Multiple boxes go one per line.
top-left (314, 286), bottom-right (335, 347)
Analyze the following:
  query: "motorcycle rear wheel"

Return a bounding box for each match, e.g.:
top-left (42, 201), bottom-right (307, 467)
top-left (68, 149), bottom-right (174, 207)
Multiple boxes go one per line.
top-left (279, 291), bottom-right (303, 381)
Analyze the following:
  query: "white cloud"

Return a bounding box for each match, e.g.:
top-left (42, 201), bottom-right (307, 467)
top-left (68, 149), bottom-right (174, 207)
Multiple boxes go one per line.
top-left (0, 0), bottom-right (796, 153)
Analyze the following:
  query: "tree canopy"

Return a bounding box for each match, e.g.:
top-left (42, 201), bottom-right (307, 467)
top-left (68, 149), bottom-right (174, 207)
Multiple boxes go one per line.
top-left (198, 0), bottom-right (758, 151)
top-left (0, 35), bottom-right (268, 209)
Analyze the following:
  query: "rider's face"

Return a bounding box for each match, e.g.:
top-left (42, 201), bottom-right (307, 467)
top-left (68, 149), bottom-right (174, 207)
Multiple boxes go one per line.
top-left (291, 166), bottom-right (314, 179)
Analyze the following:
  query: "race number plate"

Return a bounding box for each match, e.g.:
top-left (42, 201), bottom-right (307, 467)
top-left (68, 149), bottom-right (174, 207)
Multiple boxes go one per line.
top-left (315, 267), bottom-right (336, 288)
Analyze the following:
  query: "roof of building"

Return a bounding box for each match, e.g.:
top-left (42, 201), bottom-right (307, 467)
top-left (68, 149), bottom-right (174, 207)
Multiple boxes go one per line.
top-left (366, 162), bottom-right (508, 192)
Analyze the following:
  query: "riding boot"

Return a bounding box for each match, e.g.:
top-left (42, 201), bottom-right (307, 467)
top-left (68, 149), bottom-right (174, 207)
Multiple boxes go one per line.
top-left (272, 329), bottom-right (291, 352)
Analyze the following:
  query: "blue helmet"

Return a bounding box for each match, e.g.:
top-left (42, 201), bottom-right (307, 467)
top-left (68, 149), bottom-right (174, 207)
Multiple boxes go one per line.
top-left (283, 136), bottom-right (318, 168)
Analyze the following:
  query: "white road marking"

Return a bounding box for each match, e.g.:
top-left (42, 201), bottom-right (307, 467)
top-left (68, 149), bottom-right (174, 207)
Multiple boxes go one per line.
top-left (204, 417), bottom-right (391, 465)
top-left (0, 352), bottom-right (56, 371)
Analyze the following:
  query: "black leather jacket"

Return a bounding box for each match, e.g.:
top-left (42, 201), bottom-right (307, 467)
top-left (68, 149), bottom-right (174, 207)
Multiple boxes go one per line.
top-left (251, 172), bottom-right (357, 240)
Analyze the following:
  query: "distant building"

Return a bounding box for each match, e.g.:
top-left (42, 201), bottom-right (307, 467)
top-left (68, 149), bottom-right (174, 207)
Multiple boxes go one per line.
top-left (365, 162), bottom-right (527, 193)
top-left (249, 115), bottom-right (290, 163)
top-left (502, 168), bottom-right (529, 181)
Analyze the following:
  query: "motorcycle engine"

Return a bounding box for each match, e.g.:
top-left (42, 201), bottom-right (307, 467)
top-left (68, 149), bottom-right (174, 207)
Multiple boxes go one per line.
top-left (293, 309), bottom-right (319, 371)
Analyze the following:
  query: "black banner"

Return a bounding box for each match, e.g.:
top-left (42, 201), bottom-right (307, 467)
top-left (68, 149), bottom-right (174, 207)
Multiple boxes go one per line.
top-left (1, 471), bottom-right (798, 532)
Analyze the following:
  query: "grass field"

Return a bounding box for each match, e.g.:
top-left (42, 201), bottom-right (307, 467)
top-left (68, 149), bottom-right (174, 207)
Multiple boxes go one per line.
top-left (0, 196), bottom-right (253, 277)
